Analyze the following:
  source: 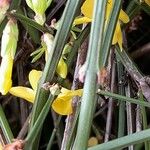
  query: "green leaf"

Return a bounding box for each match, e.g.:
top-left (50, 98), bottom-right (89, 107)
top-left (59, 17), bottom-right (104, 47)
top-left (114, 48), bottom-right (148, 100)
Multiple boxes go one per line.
top-left (88, 129), bottom-right (150, 150)
top-left (10, 11), bottom-right (54, 34)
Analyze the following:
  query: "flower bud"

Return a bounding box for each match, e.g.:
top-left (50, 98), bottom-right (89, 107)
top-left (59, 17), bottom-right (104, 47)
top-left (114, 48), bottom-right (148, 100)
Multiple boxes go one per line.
top-left (0, 0), bottom-right (11, 23)
top-left (0, 18), bottom-right (18, 95)
top-left (42, 33), bottom-right (54, 61)
top-left (1, 18), bottom-right (19, 58)
top-left (0, 54), bottom-right (13, 95)
top-left (26, 0), bottom-right (52, 25)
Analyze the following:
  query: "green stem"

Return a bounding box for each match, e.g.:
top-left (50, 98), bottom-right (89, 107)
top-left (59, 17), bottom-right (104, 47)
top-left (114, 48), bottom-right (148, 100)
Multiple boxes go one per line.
top-left (46, 116), bottom-right (62, 150)
top-left (126, 0), bottom-right (141, 19)
top-left (25, 94), bottom-right (54, 145)
top-left (66, 24), bottom-right (90, 70)
top-left (117, 60), bottom-right (125, 138)
top-left (9, 12), bottom-right (54, 34)
top-left (0, 105), bottom-right (14, 143)
top-left (88, 128), bottom-right (150, 150)
top-left (98, 90), bottom-right (150, 108)
top-left (72, 1), bottom-right (106, 149)
top-left (99, 0), bottom-right (122, 68)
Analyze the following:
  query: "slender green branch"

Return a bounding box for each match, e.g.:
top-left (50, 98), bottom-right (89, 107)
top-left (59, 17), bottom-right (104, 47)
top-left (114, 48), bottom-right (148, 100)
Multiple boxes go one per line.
top-left (25, 94), bottom-right (55, 146)
top-left (46, 116), bottom-right (62, 150)
top-left (0, 105), bottom-right (14, 143)
top-left (73, 1), bottom-right (106, 149)
top-left (116, 46), bottom-right (143, 81)
top-left (99, 0), bottom-right (122, 68)
top-left (9, 11), bottom-right (54, 34)
top-left (116, 60), bottom-right (125, 138)
top-left (88, 128), bottom-right (150, 150)
top-left (98, 90), bottom-right (150, 108)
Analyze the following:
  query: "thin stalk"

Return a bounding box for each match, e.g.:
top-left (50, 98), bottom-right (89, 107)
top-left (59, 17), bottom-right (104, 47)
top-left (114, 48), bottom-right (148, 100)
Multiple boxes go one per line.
top-left (51, 111), bottom-right (63, 149)
top-left (98, 90), bottom-right (150, 108)
top-left (9, 11), bottom-right (54, 34)
top-left (73, 1), bottom-right (106, 149)
top-left (64, 104), bottom-right (81, 150)
top-left (117, 60), bottom-right (125, 138)
top-left (125, 82), bottom-right (134, 150)
top-left (0, 105), bottom-right (14, 143)
top-left (139, 91), bottom-right (149, 150)
top-left (46, 116), bottom-right (62, 150)
top-left (126, 0), bottom-right (141, 19)
top-left (92, 124), bottom-right (103, 143)
top-left (141, 3), bottom-right (150, 16)
top-left (66, 24), bottom-right (90, 70)
top-left (99, 0), bottom-right (122, 68)
top-left (17, 115), bottom-right (30, 139)
top-left (46, 0), bottom-right (67, 23)
top-left (9, 0), bottom-right (21, 10)
top-left (115, 47), bottom-right (143, 81)
top-left (25, 94), bottom-right (55, 145)
top-left (88, 128), bottom-right (150, 150)
top-left (115, 47), bottom-right (150, 102)
top-left (104, 55), bottom-right (116, 142)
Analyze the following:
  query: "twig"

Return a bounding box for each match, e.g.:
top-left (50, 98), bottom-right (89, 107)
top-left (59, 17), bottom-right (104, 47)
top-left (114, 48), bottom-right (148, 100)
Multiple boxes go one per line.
top-left (130, 43), bottom-right (150, 59)
top-left (117, 59), bottom-right (125, 138)
top-left (104, 51), bottom-right (116, 142)
top-left (51, 111), bottom-right (63, 149)
top-left (125, 82), bottom-right (134, 150)
top-left (136, 105), bottom-right (142, 132)
top-left (46, 0), bottom-right (67, 24)
top-left (17, 116), bottom-right (30, 139)
top-left (46, 116), bottom-right (62, 150)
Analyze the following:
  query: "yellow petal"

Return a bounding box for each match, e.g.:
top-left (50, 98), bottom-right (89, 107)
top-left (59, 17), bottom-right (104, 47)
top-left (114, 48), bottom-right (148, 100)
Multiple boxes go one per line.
top-left (29, 69), bottom-right (42, 91)
top-left (0, 54), bottom-right (13, 95)
top-left (74, 17), bottom-right (92, 25)
top-left (112, 22), bottom-right (123, 50)
top-left (52, 88), bottom-right (83, 115)
top-left (81, 0), bottom-right (94, 18)
top-left (61, 88), bottom-right (83, 97)
top-left (56, 58), bottom-right (68, 79)
top-left (119, 9), bottom-right (129, 23)
top-left (52, 95), bottom-right (73, 115)
top-left (145, 0), bottom-right (150, 6)
top-left (9, 86), bottom-right (35, 103)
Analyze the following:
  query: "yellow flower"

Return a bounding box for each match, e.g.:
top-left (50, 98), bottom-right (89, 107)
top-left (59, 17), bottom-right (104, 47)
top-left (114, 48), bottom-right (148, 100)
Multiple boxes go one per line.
top-left (74, 0), bottom-right (129, 50)
top-left (9, 70), bottom-right (42, 103)
top-left (43, 33), bottom-right (68, 78)
top-left (52, 88), bottom-right (83, 115)
top-left (9, 70), bottom-right (83, 115)
top-left (0, 18), bottom-right (18, 95)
